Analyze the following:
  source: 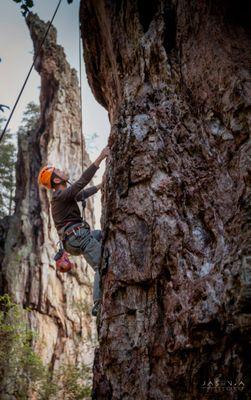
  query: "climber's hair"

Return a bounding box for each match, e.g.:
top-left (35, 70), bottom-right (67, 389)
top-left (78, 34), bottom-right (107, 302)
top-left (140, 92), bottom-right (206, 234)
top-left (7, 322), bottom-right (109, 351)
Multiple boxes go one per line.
top-left (50, 171), bottom-right (57, 188)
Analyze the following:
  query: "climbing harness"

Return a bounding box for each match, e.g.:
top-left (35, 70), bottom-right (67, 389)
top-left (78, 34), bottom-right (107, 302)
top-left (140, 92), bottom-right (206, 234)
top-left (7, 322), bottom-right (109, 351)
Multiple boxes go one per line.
top-left (0, 0), bottom-right (63, 143)
top-left (62, 221), bottom-right (90, 241)
top-left (54, 220), bottom-right (89, 272)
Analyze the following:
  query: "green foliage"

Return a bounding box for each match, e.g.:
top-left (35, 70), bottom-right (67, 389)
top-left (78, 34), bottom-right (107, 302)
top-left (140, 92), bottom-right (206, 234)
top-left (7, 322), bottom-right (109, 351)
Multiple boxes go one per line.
top-left (0, 294), bottom-right (48, 398)
top-left (0, 104), bottom-right (9, 112)
top-left (19, 101), bottom-right (40, 133)
top-left (72, 298), bottom-right (92, 317)
top-left (0, 118), bottom-right (16, 218)
top-left (86, 132), bottom-right (99, 153)
top-left (12, 0), bottom-right (34, 17)
top-left (12, 0), bottom-right (74, 17)
top-left (56, 363), bottom-right (92, 400)
top-left (0, 295), bottom-right (92, 399)
top-left (0, 102), bottom-right (39, 218)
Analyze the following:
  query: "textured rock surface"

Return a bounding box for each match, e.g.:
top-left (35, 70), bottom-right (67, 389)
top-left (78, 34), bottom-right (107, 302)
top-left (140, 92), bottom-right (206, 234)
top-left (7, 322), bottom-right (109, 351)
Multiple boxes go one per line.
top-left (0, 13), bottom-right (96, 394)
top-left (80, 1), bottom-right (251, 399)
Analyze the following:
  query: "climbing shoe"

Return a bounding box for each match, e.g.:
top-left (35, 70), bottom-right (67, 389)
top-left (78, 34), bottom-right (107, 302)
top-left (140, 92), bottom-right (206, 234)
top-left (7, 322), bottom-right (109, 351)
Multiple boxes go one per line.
top-left (91, 301), bottom-right (100, 317)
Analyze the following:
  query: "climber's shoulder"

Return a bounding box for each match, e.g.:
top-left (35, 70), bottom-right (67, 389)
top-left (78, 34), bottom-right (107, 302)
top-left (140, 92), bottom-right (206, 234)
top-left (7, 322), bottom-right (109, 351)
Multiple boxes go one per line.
top-left (51, 188), bottom-right (75, 203)
top-left (51, 189), bottom-right (63, 202)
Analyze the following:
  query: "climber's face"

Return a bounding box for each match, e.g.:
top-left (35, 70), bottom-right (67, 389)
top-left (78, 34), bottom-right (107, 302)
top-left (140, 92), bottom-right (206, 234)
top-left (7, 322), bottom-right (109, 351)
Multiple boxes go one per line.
top-left (53, 168), bottom-right (69, 184)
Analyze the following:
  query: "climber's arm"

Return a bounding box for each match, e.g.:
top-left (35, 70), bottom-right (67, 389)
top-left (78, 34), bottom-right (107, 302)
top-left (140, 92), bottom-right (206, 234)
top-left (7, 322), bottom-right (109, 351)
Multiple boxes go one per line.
top-left (55, 163), bottom-right (99, 201)
top-left (75, 185), bottom-right (100, 202)
top-left (55, 147), bottom-right (109, 201)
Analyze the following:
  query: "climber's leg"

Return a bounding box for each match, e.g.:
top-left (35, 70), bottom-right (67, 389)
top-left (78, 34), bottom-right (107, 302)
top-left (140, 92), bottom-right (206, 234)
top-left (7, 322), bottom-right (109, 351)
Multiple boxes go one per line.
top-left (65, 225), bottom-right (101, 268)
top-left (92, 229), bottom-right (102, 242)
top-left (87, 229), bottom-right (102, 315)
top-left (80, 228), bottom-right (102, 268)
top-left (77, 226), bottom-right (102, 306)
top-left (93, 271), bottom-right (100, 303)
top-left (90, 229), bottom-right (102, 304)
top-left (64, 225), bottom-right (102, 313)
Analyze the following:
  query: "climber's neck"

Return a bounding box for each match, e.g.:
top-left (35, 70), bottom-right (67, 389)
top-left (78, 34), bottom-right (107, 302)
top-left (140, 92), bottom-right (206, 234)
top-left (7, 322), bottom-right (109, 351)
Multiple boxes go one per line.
top-left (53, 182), bottom-right (67, 191)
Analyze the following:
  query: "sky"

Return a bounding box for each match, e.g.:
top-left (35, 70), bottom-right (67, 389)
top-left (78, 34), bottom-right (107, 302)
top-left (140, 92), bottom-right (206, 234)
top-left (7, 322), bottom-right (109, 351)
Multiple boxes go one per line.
top-left (0, 0), bottom-right (110, 227)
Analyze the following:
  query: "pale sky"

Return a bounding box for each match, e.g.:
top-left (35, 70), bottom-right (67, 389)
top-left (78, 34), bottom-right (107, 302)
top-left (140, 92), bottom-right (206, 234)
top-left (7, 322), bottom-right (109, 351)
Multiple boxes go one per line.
top-left (0, 0), bottom-right (110, 227)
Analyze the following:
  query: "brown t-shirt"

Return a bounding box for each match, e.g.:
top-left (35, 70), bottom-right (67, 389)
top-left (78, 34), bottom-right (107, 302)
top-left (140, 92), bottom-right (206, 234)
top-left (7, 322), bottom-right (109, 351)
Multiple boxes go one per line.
top-left (51, 163), bottom-right (99, 233)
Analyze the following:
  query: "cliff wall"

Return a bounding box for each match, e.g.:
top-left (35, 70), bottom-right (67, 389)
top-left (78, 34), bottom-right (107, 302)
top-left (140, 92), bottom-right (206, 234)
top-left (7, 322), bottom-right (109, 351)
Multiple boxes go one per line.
top-left (0, 13), bottom-right (96, 396)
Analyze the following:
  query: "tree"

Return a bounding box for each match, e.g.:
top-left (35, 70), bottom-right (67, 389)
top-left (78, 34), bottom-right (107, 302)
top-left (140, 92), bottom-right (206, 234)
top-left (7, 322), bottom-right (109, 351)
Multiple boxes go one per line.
top-left (0, 103), bottom-right (39, 218)
top-left (19, 101), bottom-right (40, 133)
top-left (0, 294), bottom-right (54, 399)
top-left (12, 0), bottom-right (34, 17)
top-left (12, 0), bottom-right (74, 17)
top-left (0, 294), bottom-right (92, 399)
top-left (80, 1), bottom-right (250, 398)
top-left (0, 119), bottom-right (16, 218)
top-left (86, 131), bottom-right (99, 153)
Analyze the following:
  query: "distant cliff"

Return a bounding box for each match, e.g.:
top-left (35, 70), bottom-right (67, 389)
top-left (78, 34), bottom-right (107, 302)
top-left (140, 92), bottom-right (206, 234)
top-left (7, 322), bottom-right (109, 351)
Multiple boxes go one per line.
top-left (80, 1), bottom-right (251, 398)
top-left (0, 13), bottom-right (96, 398)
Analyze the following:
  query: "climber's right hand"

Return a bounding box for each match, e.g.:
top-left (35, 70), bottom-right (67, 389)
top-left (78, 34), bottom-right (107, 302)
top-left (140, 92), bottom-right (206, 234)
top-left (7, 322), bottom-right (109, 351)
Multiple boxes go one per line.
top-left (99, 146), bottom-right (110, 160)
top-left (94, 146), bottom-right (110, 167)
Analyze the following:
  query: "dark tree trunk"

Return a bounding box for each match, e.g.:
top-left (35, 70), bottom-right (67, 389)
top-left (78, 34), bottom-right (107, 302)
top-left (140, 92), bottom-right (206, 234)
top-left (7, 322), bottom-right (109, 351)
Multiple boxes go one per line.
top-left (80, 1), bottom-right (251, 399)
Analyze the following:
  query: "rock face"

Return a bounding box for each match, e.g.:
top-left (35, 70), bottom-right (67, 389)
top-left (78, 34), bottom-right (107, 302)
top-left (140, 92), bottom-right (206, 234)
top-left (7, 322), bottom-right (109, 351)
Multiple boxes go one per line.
top-left (0, 13), bottom-right (96, 394)
top-left (80, 1), bottom-right (251, 399)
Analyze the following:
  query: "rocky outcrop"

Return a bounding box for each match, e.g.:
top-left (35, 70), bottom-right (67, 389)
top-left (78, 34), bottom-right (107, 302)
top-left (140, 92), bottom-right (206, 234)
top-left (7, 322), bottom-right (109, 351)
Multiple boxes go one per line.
top-left (0, 13), bottom-right (96, 395)
top-left (80, 1), bottom-right (251, 398)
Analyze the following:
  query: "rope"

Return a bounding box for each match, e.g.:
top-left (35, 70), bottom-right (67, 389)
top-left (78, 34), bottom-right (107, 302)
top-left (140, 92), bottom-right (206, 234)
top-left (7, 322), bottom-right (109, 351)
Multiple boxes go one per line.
top-left (79, 24), bottom-right (85, 219)
top-left (0, 0), bottom-right (63, 143)
top-left (79, 24), bottom-right (84, 173)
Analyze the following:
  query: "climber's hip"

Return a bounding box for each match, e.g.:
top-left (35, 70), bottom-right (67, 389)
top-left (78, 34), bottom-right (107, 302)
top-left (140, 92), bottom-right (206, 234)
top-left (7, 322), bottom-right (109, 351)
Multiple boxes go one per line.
top-left (63, 223), bottom-right (102, 268)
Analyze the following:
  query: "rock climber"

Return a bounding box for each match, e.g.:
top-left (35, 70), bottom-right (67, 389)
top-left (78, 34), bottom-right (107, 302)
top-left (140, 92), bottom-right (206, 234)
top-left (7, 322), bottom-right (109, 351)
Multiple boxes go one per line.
top-left (37, 146), bottom-right (109, 316)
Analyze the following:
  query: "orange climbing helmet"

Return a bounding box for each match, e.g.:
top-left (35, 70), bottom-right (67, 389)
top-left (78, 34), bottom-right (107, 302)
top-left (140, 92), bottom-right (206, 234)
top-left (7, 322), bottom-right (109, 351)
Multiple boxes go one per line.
top-left (38, 165), bottom-right (55, 189)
